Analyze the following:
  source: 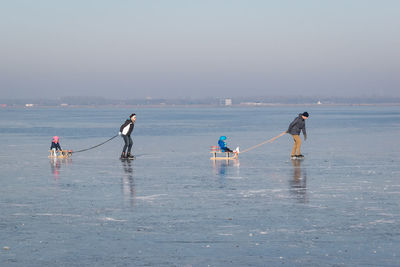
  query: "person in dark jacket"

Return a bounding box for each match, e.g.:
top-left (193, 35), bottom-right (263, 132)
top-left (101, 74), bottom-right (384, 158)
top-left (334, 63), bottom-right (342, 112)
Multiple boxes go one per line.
top-left (119, 113), bottom-right (136, 159)
top-left (50, 136), bottom-right (62, 157)
top-left (287, 112), bottom-right (309, 159)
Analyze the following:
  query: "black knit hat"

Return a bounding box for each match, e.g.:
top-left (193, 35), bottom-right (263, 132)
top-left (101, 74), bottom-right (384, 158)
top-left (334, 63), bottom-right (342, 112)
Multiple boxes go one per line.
top-left (129, 113), bottom-right (136, 118)
top-left (302, 112), bottom-right (309, 117)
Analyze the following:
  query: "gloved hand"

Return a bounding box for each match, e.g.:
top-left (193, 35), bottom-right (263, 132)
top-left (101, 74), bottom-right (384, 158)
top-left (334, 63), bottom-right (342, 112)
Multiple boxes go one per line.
top-left (118, 132), bottom-right (122, 135)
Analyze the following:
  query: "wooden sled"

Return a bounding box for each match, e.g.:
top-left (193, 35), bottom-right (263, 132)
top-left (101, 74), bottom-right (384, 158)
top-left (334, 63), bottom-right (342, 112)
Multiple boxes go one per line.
top-left (49, 150), bottom-right (73, 159)
top-left (210, 146), bottom-right (238, 160)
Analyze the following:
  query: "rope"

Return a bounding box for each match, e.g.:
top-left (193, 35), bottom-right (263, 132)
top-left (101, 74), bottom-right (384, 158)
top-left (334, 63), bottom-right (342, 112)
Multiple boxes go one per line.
top-left (240, 131), bottom-right (287, 154)
top-left (73, 134), bottom-right (119, 153)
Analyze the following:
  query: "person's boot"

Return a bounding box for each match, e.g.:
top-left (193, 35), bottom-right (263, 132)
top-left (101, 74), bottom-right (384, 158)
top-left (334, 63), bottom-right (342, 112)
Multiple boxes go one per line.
top-left (120, 152), bottom-right (126, 159)
top-left (127, 152), bottom-right (135, 159)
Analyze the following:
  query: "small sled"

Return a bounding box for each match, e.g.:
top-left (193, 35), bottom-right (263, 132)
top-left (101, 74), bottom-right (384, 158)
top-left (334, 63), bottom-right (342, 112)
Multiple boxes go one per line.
top-left (49, 150), bottom-right (73, 159)
top-left (210, 146), bottom-right (238, 160)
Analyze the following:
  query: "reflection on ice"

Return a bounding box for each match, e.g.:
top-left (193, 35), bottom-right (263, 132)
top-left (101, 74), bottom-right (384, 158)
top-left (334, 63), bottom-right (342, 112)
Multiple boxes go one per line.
top-left (120, 159), bottom-right (135, 207)
top-left (289, 159), bottom-right (307, 203)
top-left (212, 159), bottom-right (240, 177)
top-left (49, 158), bottom-right (72, 180)
top-left (211, 159), bottom-right (240, 187)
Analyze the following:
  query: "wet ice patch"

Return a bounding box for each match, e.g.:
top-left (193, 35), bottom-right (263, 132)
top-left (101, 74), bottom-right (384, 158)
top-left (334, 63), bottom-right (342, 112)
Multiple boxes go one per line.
top-left (226, 176), bottom-right (245, 180)
top-left (6, 203), bottom-right (31, 207)
top-left (12, 213), bottom-right (82, 217)
top-left (100, 217), bottom-right (127, 222)
top-left (136, 194), bottom-right (167, 202)
top-left (369, 219), bottom-right (396, 225)
top-left (240, 188), bottom-right (286, 198)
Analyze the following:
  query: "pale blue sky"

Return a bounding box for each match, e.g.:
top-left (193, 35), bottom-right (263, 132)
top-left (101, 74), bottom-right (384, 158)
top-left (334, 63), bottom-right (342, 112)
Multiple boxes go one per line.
top-left (1, 0), bottom-right (399, 99)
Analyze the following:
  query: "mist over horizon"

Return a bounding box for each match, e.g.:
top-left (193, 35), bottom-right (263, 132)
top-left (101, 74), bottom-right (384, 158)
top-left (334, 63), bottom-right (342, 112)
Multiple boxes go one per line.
top-left (1, 1), bottom-right (399, 99)
top-left (2, 93), bottom-right (400, 100)
top-left (2, 90), bottom-right (399, 101)
top-left (2, 94), bottom-right (400, 107)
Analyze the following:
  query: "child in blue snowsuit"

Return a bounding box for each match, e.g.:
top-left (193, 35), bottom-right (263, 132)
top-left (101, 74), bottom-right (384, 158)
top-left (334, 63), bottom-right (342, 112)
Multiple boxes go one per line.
top-left (218, 136), bottom-right (233, 152)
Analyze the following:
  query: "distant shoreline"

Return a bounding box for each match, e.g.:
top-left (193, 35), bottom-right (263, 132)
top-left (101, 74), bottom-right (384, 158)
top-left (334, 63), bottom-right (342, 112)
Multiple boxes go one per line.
top-left (1, 103), bottom-right (400, 109)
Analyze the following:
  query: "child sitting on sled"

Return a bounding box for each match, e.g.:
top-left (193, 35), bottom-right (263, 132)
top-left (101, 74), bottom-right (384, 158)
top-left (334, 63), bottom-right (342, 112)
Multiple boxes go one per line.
top-left (218, 136), bottom-right (239, 153)
top-left (50, 136), bottom-right (62, 157)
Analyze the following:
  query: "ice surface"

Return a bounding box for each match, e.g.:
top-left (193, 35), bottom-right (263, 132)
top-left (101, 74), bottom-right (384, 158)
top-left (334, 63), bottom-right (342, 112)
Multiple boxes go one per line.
top-left (0, 106), bottom-right (399, 266)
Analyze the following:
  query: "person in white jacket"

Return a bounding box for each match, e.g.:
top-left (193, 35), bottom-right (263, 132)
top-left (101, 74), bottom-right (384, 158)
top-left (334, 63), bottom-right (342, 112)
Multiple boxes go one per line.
top-left (119, 113), bottom-right (136, 159)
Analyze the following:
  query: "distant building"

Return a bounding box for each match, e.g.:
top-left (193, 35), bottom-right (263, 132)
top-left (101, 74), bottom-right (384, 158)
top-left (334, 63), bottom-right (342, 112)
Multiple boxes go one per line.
top-left (317, 101), bottom-right (322, 105)
top-left (1, 104), bottom-right (6, 108)
top-left (60, 103), bottom-right (69, 106)
top-left (25, 104), bottom-right (34, 107)
top-left (225, 98), bottom-right (232, 106)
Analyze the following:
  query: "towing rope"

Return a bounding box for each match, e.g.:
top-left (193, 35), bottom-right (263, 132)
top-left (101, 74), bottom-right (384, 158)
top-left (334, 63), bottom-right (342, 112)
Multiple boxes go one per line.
top-left (70, 132), bottom-right (285, 155)
top-left (73, 134), bottom-right (119, 153)
top-left (240, 131), bottom-right (287, 154)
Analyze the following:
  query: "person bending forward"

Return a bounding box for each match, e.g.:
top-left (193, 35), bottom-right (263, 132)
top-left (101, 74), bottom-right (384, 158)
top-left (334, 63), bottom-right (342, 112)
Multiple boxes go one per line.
top-left (287, 112), bottom-right (309, 159)
top-left (119, 113), bottom-right (136, 159)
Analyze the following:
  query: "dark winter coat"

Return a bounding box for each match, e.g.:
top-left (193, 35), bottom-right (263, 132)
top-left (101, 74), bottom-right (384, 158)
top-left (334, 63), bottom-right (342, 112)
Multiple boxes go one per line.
top-left (120, 119), bottom-right (135, 136)
top-left (287, 114), bottom-right (307, 136)
top-left (50, 142), bottom-right (62, 151)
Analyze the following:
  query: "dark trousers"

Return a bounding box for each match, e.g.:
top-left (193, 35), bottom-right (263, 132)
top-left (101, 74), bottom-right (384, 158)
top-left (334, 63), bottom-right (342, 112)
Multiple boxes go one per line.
top-left (122, 135), bottom-right (133, 153)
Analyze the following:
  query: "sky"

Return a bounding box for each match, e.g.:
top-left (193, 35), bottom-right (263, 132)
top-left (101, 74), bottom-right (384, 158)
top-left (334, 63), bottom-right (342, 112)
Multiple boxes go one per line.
top-left (1, 0), bottom-right (399, 99)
